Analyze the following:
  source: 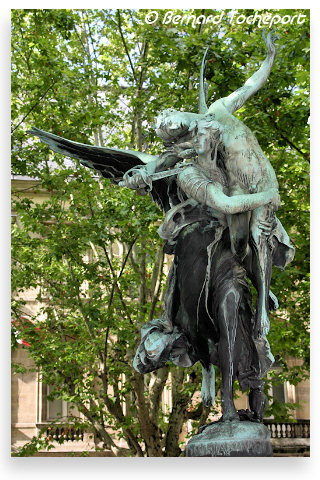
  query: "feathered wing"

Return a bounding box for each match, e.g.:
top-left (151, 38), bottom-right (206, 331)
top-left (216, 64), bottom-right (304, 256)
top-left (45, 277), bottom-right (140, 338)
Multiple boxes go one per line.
top-left (27, 127), bottom-right (177, 212)
top-left (27, 127), bottom-right (156, 180)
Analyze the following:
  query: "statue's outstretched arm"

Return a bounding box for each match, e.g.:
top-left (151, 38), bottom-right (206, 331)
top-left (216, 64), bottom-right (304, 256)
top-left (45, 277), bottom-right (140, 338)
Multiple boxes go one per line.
top-left (223, 30), bottom-right (279, 114)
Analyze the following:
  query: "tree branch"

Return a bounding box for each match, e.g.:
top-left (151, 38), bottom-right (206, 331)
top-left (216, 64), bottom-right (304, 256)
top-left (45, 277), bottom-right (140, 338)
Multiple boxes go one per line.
top-left (101, 379), bottom-right (145, 456)
top-left (66, 386), bottom-right (124, 456)
top-left (101, 242), bottom-right (134, 325)
top-left (131, 371), bottom-right (162, 456)
top-left (86, 198), bottom-right (135, 325)
top-left (148, 366), bottom-right (170, 425)
top-left (165, 368), bottom-right (189, 457)
top-left (148, 248), bottom-right (165, 323)
top-left (117, 10), bottom-right (138, 84)
top-left (66, 259), bottom-right (105, 365)
top-left (137, 40), bottom-right (149, 88)
top-left (263, 106), bottom-right (310, 162)
top-left (11, 80), bottom-right (58, 134)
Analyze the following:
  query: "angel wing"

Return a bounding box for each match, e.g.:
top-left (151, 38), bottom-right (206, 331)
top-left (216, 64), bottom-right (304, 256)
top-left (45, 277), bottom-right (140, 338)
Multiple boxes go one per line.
top-left (27, 127), bottom-right (180, 212)
top-left (27, 127), bottom-right (157, 179)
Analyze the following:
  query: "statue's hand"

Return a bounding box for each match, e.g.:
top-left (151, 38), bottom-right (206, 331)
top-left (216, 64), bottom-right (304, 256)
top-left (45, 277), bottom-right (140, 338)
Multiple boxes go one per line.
top-left (167, 142), bottom-right (196, 159)
top-left (258, 220), bottom-right (273, 237)
top-left (119, 167), bottom-right (152, 191)
top-left (262, 28), bottom-right (280, 56)
top-left (267, 188), bottom-right (281, 210)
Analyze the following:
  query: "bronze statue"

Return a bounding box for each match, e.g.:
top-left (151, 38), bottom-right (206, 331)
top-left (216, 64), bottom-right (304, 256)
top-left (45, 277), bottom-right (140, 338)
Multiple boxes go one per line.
top-left (28, 30), bottom-right (294, 434)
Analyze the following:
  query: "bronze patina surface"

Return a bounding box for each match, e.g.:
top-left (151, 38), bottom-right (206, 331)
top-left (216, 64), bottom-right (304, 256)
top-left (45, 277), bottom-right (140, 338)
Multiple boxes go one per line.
top-left (28, 30), bottom-right (294, 456)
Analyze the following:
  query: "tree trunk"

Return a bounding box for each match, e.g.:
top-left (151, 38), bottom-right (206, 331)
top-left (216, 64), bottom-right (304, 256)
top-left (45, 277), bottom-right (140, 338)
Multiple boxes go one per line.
top-left (131, 371), bottom-right (163, 456)
top-left (164, 369), bottom-right (190, 457)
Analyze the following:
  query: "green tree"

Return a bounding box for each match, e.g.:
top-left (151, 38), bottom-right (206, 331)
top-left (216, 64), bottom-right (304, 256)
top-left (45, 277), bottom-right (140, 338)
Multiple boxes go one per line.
top-left (11, 8), bottom-right (309, 456)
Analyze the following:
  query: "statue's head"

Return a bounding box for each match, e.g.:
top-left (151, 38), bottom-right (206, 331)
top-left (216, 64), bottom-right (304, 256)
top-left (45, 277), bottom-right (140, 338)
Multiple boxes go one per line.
top-left (192, 115), bottom-right (222, 155)
top-left (155, 48), bottom-right (211, 144)
top-left (154, 109), bottom-right (202, 143)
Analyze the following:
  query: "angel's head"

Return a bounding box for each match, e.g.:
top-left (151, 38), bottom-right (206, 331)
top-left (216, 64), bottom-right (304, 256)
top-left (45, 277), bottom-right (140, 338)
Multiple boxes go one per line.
top-left (191, 115), bottom-right (222, 156)
top-left (154, 109), bottom-right (201, 143)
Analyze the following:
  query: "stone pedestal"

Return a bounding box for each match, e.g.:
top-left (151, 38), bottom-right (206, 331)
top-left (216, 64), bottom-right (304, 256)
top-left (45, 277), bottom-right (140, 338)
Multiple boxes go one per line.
top-left (185, 421), bottom-right (273, 457)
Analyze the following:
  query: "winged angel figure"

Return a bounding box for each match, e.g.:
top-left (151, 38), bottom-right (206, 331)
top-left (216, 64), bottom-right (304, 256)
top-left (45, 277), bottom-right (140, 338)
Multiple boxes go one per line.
top-left (28, 31), bottom-right (294, 423)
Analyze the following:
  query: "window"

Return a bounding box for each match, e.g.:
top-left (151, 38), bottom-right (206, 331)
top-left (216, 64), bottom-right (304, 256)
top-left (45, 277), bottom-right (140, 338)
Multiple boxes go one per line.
top-left (38, 383), bottom-right (67, 423)
top-left (37, 378), bottom-right (81, 423)
top-left (272, 382), bottom-right (286, 404)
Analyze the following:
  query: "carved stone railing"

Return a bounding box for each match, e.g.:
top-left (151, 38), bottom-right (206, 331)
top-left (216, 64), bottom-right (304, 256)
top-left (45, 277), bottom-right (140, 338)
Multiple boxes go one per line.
top-left (46, 425), bottom-right (84, 442)
top-left (263, 419), bottom-right (310, 439)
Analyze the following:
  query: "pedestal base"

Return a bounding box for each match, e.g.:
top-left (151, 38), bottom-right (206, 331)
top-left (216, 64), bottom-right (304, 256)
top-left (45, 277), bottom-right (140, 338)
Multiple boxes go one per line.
top-left (185, 421), bottom-right (273, 457)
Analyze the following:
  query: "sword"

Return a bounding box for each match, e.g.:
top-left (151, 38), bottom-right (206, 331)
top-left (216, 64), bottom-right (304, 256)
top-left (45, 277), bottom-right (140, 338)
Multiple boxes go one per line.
top-left (117, 163), bottom-right (190, 190)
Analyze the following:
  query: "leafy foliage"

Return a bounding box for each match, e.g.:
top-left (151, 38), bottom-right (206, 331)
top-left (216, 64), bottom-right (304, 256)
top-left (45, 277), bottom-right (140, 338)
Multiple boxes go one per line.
top-left (11, 8), bottom-right (309, 456)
